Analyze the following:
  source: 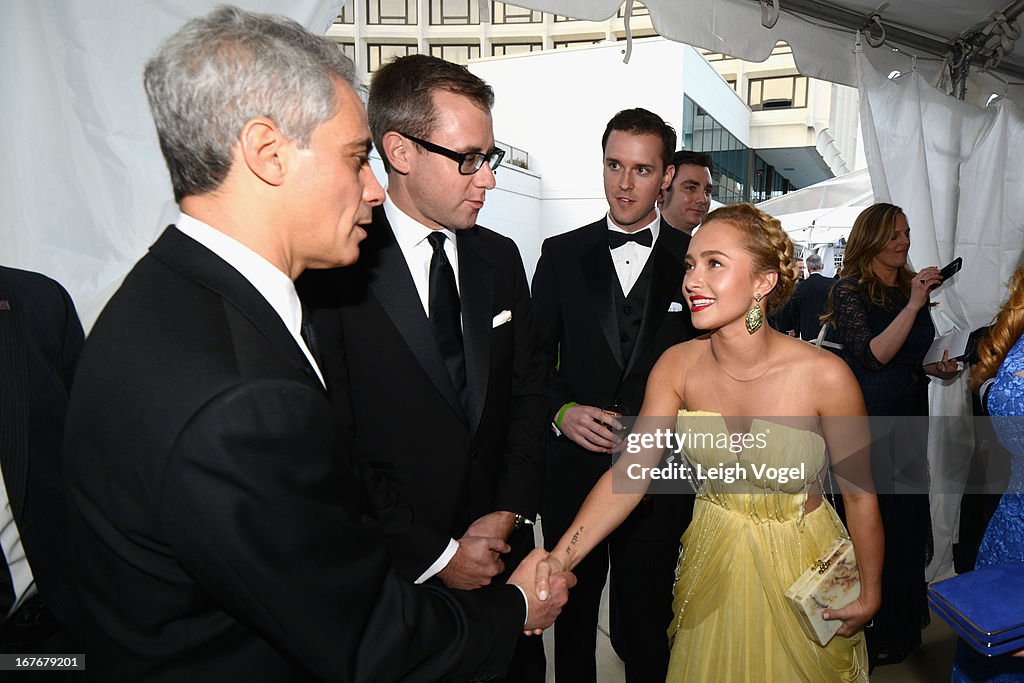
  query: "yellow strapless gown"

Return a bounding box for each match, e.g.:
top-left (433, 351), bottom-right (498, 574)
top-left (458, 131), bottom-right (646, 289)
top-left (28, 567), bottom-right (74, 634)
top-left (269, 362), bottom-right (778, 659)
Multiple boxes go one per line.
top-left (666, 411), bottom-right (869, 682)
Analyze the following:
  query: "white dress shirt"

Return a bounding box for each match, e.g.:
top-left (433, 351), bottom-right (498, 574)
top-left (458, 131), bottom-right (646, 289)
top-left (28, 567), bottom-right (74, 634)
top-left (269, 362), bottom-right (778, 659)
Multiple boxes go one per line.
top-left (607, 211), bottom-right (661, 296)
top-left (0, 474), bottom-right (35, 619)
top-left (385, 195), bottom-right (460, 318)
top-left (175, 213), bottom-right (325, 388)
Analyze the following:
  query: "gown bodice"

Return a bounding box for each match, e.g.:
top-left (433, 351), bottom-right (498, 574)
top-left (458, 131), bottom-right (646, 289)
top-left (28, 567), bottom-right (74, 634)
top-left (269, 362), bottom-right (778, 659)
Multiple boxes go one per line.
top-left (675, 411), bottom-right (828, 522)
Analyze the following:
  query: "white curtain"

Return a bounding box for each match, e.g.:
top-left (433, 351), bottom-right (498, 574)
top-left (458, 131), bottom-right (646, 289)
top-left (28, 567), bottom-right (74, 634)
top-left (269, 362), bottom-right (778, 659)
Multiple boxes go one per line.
top-left (1, 0), bottom-right (342, 328)
top-left (857, 46), bottom-right (1024, 578)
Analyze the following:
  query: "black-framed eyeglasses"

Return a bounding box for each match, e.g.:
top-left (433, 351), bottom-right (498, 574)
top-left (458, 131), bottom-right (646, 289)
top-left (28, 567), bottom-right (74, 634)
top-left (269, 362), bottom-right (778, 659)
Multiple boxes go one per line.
top-left (401, 133), bottom-right (505, 175)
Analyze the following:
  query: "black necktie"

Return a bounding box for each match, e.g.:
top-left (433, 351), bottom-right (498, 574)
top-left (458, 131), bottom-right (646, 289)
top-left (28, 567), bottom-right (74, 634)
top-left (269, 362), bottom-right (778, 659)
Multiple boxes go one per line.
top-left (427, 232), bottom-right (466, 397)
top-left (608, 228), bottom-right (653, 249)
top-left (299, 306), bottom-right (323, 378)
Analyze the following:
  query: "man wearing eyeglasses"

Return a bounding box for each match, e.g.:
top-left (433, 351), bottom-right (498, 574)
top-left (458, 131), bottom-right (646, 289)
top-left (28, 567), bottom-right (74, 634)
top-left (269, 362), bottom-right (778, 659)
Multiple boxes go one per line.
top-left (299, 54), bottom-right (548, 681)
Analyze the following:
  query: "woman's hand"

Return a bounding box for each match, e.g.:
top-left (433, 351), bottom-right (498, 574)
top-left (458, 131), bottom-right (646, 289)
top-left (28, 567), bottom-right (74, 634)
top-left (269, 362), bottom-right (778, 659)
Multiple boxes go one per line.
top-left (823, 594), bottom-right (880, 638)
top-left (909, 266), bottom-right (942, 310)
top-left (534, 553), bottom-right (567, 602)
top-left (925, 349), bottom-right (963, 380)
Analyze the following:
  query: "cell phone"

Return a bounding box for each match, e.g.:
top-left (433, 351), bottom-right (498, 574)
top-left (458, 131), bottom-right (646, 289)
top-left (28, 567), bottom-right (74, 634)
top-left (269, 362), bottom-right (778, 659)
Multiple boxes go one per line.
top-left (939, 256), bottom-right (963, 281)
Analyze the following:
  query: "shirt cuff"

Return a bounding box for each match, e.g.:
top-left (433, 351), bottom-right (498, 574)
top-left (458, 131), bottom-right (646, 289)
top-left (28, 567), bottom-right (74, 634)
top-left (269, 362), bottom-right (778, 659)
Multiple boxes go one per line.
top-left (511, 583), bottom-right (529, 628)
top-left (414, 538), bottom-right (460, 584)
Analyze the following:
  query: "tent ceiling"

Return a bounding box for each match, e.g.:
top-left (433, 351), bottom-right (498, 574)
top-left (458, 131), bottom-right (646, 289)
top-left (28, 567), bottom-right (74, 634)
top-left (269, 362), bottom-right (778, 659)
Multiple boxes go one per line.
top-left (505, 0), bottom-right (1024, 103)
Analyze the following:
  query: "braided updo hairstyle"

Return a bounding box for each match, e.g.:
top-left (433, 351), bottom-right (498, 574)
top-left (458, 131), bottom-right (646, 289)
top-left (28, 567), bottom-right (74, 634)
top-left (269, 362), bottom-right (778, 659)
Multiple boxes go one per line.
top-left (700, 203), bottom-right (799, 316)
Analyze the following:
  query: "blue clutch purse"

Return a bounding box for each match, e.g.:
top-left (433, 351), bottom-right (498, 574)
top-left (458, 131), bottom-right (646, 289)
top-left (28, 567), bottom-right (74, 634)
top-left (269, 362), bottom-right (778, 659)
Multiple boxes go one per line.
top-left (928, 561), bottom-right (1024, 656)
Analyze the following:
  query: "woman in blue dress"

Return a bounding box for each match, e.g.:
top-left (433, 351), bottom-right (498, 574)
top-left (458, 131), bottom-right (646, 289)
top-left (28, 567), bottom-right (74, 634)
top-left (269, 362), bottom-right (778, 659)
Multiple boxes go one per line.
top-left (952, 265), bottom-right (1024, 681)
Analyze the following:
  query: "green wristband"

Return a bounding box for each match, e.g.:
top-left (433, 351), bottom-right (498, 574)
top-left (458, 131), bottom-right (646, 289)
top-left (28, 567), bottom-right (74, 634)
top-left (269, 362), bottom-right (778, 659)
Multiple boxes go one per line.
top-left (555, 402), bottom-right (577, 431)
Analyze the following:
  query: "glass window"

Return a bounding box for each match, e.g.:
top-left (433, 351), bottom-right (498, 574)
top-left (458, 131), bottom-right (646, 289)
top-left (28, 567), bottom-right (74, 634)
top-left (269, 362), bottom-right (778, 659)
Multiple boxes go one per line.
top-left (334, 0), bottom-right (355, 24)
top-left (618, 2), bottom-right (649, 17)
top-left (339, 42), bottom-right (356, 62)
top-left (367, 43), bottom-right (417, 72)
top-left (747, 75), bottom-right (809, 110)
top-left (701, 51), bottom-right (732, 62)
top-left (794, 77), bottom-right (808, 107)
top-left (492, 2), bottom-right (542, 23)
top-left (429, 43), bottom-right (481, 65)
top-left (491, 43), bottom-right (542, 56)
top-left (367, 0), bottom-right (416, 25)
top-left (748, 80), bottom-right (763, 109)
top-left (430, 0), bottom-right (479, 25)
top-left (554, 15), bottom-right (578, 22)
top-left (553, 38), bottom-right (602, 49)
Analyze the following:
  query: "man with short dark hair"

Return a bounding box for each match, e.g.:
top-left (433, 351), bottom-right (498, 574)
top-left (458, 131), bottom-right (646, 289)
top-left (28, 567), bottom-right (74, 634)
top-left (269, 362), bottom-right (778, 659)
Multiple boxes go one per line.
top-left (64, 9), bottom-right (570, 680)
top-left (661, 150), bottom-right (713, 234)
top-left (532, 108), bottom-right (697, 683)
top-left (300, 53), bottom-right (550, 681)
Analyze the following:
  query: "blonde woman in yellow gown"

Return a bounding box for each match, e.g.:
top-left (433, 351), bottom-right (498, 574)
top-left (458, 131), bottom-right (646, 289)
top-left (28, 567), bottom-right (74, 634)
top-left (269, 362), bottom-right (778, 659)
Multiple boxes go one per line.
top-left (536, 205), bottom-right (883, 682)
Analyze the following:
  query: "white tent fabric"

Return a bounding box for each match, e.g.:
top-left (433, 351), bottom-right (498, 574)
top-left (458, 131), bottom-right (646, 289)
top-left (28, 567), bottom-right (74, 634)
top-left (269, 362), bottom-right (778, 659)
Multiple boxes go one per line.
top-left (1, 0), bottom-right (342, 327)
top-left (758, 168), bottom-right (874, 253)
top-left (506, 0), bottom-right (1024, 107)
top-left (858, 47), bottom-right (1024, 578)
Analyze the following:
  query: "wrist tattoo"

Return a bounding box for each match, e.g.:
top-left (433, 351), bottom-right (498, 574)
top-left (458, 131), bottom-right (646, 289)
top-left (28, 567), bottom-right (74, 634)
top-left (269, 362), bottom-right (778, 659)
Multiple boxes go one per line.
top-left (567, 525), bottom-right (584, 554)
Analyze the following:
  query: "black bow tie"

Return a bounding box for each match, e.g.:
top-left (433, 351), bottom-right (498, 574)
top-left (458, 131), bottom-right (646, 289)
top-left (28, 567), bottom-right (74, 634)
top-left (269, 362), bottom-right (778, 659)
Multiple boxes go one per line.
top-left (608, 228), bottom-right (653, 249)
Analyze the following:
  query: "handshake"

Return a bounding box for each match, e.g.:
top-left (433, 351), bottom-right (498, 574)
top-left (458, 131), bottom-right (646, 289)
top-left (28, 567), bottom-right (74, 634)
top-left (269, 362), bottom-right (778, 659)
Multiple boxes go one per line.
top-left (509, 549), bottom-right (576, 634)
top-left (436, 511), bottom-right (576, 633)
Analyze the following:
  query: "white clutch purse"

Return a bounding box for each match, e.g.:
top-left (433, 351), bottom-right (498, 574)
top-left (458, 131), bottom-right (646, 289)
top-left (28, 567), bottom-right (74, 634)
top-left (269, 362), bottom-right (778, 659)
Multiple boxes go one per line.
top-left (784, 538), bottom-right (861, 646)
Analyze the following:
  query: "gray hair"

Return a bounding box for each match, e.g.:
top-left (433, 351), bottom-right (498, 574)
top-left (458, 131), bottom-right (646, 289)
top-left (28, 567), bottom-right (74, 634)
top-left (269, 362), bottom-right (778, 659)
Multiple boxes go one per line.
top-left (805, 253), bottom-right (824, 272)
top-left (144, 5), bottom-right (356, 202)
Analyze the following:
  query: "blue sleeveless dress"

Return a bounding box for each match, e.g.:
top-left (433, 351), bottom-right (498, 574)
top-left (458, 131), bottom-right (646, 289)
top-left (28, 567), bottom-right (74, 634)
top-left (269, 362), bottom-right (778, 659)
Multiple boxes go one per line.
top-left (951, 335), bottom-right (1024, 681)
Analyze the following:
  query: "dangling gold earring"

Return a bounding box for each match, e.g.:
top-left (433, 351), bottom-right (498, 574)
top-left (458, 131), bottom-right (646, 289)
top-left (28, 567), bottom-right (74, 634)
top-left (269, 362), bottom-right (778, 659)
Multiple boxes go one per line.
top-left (745, 293), bottom-right (764, 334)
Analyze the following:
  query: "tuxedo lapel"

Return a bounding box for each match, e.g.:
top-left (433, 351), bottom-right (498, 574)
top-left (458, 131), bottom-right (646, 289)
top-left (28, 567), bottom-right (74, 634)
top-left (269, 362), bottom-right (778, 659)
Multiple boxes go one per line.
top-left (456, 230), bottom-right (492, 435)
top-left (581, 226), bottom-right (623, 368)
top-left (0, 292), bottom-right (29, 519)
top-left (366, 212), bottom-right (468, 424)
top-left (622, 222), bottom-right (688, 379)
top-left (151, 228), bottom-right (324, 392)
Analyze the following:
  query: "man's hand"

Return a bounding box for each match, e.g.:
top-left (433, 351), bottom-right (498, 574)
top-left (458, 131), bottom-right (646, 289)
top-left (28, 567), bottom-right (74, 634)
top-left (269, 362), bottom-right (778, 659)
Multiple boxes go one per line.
top-left (559, 404), bottom-right (621, 453)
top-left (437, 536), bottom-right (509, 591)
top-left (466, 510), bottom-right (516, 542)
top-left (509, 548), bottom-right (575, 634)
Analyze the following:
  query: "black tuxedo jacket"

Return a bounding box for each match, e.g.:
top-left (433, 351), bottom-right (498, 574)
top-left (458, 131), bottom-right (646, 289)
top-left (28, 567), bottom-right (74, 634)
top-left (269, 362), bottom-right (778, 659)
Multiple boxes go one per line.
top-left (780, 272), bottom-right (837, 340)
top-left (531, 219), bottom-right (696, 536)
top-left (299, 206), bottom-right (548, 574)
top-left (64, 227), bottom-right (523, 682)
top-left (0, 266), bottom-right (84, 635)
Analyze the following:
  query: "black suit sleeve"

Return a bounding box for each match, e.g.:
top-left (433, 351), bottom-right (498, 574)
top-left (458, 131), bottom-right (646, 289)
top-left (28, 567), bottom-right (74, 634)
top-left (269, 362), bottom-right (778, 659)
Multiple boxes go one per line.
top-left (492, 246), bottom-right (548, 518)
top-left (306, 301), bottom-right (451, 578)
top-left (785, 281), bottom-right (806, 334)
top-left (161, 379), bottom-right (523, 682)
top-left (531, 242), bottom-right (573, 421)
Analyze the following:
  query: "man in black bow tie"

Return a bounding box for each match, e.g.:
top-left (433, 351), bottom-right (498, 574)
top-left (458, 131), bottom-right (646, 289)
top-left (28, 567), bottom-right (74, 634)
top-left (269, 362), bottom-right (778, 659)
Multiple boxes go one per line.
top-left (531, 108), bottom-right (697, 682)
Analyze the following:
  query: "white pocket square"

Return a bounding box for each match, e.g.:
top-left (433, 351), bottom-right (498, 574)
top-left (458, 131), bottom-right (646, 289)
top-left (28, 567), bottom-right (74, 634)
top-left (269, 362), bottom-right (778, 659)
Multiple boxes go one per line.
top-left (492, 310), bottom-right (513, 327)
top-left (668, 301), bottom-right (684, 313)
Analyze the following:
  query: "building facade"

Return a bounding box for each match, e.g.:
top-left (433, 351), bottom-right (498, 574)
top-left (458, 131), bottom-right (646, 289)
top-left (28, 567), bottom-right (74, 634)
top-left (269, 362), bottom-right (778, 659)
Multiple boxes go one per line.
top-left (329, 2), bottom-right (863, 274)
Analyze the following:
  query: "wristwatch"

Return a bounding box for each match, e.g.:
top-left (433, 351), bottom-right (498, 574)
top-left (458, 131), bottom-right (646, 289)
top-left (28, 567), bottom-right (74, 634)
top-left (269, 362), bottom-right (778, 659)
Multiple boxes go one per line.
top-left (513, 514), bottom-right (535, 531)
